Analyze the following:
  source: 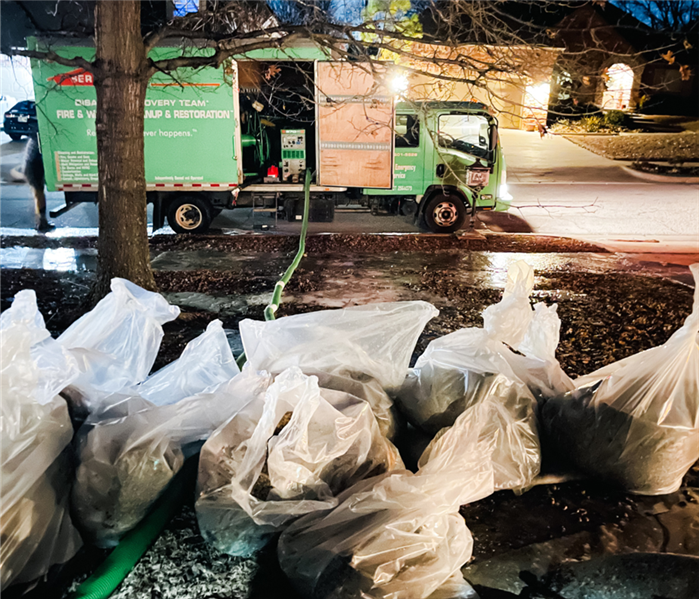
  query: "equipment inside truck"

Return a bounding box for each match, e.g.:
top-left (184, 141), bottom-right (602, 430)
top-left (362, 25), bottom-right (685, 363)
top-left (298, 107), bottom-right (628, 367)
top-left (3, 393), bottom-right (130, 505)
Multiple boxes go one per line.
top-left (238, 61), bottom-right (316, 185)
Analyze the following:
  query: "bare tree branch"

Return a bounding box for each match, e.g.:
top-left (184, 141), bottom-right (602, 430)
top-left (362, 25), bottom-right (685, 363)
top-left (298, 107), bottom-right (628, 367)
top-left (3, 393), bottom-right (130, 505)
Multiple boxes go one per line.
top-left (8, 47), bottom-right (94, 72)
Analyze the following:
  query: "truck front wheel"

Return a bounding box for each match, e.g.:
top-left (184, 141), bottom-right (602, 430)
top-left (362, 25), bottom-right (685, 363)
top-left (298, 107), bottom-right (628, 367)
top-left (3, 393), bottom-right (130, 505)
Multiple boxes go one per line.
top-left (422, 193), bottom-right (467, 233)
top-left (167, 196), bottom-right (212, 234)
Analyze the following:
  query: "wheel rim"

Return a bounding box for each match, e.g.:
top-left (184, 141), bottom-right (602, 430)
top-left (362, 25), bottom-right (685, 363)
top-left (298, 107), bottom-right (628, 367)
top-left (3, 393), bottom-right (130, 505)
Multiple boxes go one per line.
top-left (432, 201), bottom-right (459, 227)
top-left (174, 204), bottom-right (203, 230)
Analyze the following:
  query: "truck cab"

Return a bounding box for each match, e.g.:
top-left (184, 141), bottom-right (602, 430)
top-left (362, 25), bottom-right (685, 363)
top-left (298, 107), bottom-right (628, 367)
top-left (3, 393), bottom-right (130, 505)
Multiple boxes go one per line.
top-left (364, 101), bottom-right (511, 233)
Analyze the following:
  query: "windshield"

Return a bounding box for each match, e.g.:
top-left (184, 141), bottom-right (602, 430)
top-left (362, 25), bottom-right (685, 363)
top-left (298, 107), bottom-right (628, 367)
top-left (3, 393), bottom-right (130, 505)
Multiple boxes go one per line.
top-left (437, 114), bottom-right (491, 159)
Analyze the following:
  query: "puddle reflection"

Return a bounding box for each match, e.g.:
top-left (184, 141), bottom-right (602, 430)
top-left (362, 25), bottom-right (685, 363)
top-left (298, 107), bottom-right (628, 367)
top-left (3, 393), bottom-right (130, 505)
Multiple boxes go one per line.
top-left (1, 247), bottom-right (97, 272)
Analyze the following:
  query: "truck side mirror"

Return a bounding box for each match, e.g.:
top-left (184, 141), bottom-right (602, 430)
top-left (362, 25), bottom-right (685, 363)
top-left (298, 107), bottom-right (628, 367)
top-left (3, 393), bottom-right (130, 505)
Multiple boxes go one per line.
top-left (436, 163), bottom-right (446, 178)
top-left (490, 126), bottom-right (498, 149)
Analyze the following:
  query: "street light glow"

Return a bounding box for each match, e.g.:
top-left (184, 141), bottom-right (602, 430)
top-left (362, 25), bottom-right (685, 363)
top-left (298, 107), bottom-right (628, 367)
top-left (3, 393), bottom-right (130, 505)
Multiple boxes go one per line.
top-left (391, 74), bottom-right (409, 94)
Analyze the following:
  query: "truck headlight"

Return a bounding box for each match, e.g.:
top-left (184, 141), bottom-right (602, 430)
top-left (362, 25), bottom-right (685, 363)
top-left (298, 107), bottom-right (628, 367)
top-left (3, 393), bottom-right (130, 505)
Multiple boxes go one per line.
top-left (499, 183), bottom-right (512, 201)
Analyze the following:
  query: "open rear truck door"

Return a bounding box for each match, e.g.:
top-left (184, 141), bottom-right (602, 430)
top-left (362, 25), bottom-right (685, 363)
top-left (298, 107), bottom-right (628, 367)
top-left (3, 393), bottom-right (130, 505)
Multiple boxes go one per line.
top-left (315, 62), bottom-right (394, 189)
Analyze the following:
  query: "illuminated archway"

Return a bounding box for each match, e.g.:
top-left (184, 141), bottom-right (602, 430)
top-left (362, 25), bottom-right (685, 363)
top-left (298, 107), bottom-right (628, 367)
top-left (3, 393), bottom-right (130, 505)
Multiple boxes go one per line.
top-left (601, 63), bottom-right (634, 110)
top-left (522, 82), bottom-right (551, 130)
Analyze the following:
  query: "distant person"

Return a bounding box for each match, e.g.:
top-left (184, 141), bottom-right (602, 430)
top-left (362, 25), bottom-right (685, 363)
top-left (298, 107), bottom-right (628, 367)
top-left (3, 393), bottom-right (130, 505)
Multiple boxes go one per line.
top-left (23, 135), bottom-right (54, 232)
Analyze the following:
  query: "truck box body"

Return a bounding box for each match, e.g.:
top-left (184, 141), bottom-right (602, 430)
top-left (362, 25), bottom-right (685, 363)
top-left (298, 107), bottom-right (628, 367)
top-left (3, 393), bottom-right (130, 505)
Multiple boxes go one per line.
top-left (30, 45), bottom-right (241, 193)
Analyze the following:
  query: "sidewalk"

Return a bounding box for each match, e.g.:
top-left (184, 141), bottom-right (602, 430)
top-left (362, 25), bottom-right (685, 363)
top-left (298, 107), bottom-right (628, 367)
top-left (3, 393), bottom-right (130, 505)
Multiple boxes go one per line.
top-left (500, 129), bottom-right (639, 184)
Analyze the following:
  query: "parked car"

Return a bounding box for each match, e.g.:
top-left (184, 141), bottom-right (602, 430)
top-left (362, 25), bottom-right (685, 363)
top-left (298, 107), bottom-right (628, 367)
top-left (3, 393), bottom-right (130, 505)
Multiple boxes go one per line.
top-left (3, 100), bottom-right (37, 141)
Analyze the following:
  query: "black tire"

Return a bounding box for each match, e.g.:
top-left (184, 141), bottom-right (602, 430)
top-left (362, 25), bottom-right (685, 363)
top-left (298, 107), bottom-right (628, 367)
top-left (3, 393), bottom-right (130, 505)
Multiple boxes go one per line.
top-left (166, 196), bottom-right (212, 234)
top-left (422, 192), bottom-right (467, 233)
top-left (8, 133), bottom-right (23, 141)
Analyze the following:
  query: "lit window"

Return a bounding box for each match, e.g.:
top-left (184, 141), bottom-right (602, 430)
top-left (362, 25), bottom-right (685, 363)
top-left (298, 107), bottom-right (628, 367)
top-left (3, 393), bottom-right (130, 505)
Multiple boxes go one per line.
top-left (602, 63), bottom-right (634, 110)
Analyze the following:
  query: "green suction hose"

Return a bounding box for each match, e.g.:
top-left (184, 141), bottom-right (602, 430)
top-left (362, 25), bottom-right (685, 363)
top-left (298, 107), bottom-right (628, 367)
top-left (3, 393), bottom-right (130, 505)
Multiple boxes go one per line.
top-left (68, 456), bottom-right (198, 599)
top-left (236, 169), bottom-right (312, 369)
top-left (264, 168), bottom-right (311, 321)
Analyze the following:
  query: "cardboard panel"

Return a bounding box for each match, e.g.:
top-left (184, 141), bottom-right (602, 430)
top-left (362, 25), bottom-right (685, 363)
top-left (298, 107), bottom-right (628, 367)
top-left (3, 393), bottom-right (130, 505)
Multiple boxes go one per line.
top-left (316, 62), bottom-right (394, 188)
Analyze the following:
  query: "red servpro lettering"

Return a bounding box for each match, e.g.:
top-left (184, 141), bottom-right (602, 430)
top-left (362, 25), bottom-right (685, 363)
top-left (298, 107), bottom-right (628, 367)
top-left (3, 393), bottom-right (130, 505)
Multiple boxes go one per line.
top-left (48, 68), bottom-right (94, 86)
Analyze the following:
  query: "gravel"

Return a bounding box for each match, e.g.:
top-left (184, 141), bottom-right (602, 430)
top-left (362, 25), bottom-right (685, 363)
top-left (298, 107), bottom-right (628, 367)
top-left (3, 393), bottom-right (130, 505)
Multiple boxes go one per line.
top-left (105, 507), bottom-right (257, 599)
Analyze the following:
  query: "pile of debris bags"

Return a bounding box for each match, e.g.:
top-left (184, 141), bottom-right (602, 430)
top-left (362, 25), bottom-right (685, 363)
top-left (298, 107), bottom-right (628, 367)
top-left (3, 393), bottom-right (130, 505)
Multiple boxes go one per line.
top-left (62, 281), bottom-right (288, 548)
top-left (542, 263), bottom-right (699, 495)
top-left (1, 290), bottom-right (82, 590)
top-left (2, 260), bottom-right (699, 596)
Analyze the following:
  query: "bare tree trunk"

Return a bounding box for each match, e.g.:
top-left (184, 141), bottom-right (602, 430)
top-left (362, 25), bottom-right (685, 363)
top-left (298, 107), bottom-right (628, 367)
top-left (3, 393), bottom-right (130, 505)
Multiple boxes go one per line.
top-left (93, 0), bottom-right (156, 298)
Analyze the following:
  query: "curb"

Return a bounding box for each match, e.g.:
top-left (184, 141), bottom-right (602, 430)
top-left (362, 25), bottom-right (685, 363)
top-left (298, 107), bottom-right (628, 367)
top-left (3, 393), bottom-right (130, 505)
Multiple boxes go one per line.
top-left (621, 166), bottom-right (699, 184)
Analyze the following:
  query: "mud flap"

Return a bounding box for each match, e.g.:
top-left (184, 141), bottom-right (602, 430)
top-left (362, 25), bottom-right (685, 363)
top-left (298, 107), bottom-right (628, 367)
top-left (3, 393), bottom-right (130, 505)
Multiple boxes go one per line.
top-left (152, 195), bottom-right (166, 231)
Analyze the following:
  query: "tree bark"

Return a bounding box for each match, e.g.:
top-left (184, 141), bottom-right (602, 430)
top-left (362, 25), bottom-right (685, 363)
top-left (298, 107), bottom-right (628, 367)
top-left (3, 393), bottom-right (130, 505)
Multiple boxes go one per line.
top-left (93, 0), bottom-right (156, 298)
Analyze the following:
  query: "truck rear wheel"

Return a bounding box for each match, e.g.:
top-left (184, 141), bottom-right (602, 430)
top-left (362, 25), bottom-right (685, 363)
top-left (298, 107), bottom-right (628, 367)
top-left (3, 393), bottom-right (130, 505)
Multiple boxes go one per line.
top-left (167, 196), bottom-right (212, 234)
top-left (422, 193), bottom-right (467, 233)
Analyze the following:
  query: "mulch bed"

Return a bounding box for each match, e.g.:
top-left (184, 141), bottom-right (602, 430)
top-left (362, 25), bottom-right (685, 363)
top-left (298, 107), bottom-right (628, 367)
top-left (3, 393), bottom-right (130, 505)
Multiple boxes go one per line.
top-left (565, 132), bottom-right (699, 162)
top-left (0, 232), bottom-right (608, 254)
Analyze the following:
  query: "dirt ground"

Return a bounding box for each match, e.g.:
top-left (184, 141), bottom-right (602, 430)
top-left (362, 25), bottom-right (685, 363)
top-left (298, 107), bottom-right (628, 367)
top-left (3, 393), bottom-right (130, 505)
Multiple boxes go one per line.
top-left (564, 132), bottom-right (699, 162)
top-left (2, 234), bottom-right (698, 599)
top-left (0, 242), bottom-right (692, 378)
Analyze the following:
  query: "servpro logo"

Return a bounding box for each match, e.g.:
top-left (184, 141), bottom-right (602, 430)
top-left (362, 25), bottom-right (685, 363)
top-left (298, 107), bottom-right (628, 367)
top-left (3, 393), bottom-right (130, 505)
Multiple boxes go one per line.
top-left (48, 68), bottom-right (94, 86)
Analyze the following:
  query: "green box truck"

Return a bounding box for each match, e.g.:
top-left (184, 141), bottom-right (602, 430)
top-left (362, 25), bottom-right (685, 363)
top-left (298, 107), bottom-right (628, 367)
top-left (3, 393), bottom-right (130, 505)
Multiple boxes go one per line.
top-left (30, 41), bottom-right (511, 234)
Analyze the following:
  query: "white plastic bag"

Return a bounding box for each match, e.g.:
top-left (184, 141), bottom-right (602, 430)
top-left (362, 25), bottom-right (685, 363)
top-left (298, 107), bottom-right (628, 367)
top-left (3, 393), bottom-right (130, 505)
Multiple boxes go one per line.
top-left (396, 261), bottom-right (571, 438)
top-left (278, 400), bottom-right (497, 599)
top-left (0, 290), bottom-right (79, 404)
top-left (137, 319), bottom-right (239, 406)
top-left (482, 260), bottom-right (535, 348)
top-left (1, 292), bottom-right (82, 589)
top-left (542, 263), bottom-right (699, 495)
top-left (417, 373), bottom-right (541, 491)
top-left (482, 260), bottom-right (572, 399)
top-left (239, 301), bottom-right (438, 393)
top-left (396, 328), bottom-right (541, 490)
top-left (58, 278), bottom-right (180, 414)
top-left (196, 368), bottom-right (404, 557)
top-left (72, 369), bottom-right (270, 547)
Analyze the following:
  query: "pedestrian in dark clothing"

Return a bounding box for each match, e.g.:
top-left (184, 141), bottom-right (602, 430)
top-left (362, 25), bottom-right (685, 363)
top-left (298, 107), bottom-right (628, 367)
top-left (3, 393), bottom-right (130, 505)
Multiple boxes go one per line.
top-left (23, 135), bottom-right (54, 231)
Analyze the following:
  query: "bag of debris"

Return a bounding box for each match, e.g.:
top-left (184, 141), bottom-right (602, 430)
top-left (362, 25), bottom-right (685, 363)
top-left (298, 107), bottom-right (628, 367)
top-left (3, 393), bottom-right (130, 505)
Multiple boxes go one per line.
top-left (1, 291), bottom-right (82, 590)
top-left (395, 327), bottom-right (541, 490)
top-left (482, 260), bottom-right (572, 400)
top-left (542, 264), bottom-right (699, 495)
top-left (239, 301), bottom-right (438, 393)
top-left (195, 368), bottom-right (404, 557)
top-left (57, 278), bottom-right (180, 418)
top-left (72, 369), bottom-right (270, 547)
top-left (239, 302), bottom-right (437, 439)
top-left (278, 400), bottom-right (496, 599)
top-left (396, 261), bottom-right (570, 437)
top-left (137, 319), bottom-right (239, 406)
top-left (417, 373), bottom-right (540, 491)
